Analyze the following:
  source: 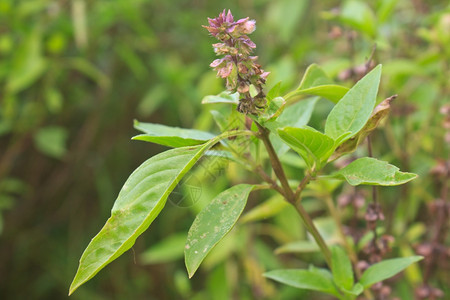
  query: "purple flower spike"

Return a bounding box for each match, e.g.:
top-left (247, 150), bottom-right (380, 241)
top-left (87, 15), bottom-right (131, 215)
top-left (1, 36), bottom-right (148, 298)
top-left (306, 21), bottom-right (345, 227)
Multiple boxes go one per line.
top-left (204, 10), bottom-right (269, 114)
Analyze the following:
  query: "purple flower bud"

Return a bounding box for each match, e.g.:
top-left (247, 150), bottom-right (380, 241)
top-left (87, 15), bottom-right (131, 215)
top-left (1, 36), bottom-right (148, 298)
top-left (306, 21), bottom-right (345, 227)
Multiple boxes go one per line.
top-left (204, 10), bottom-right (269, 114)
top-left (239, 19), bottom-right (256, 34)
top-left (210, 58), bottom-right (225, 68)
top-left (260, 71), bottom-right (270, 80)
top-left (217, 62), bottom-right (234, 78)
top-left (225, 9), bottom-right (234, 23)
top-left (235, 17), bottom-right (249, 25)
top-left (239, 36), bottom-right (256, 48)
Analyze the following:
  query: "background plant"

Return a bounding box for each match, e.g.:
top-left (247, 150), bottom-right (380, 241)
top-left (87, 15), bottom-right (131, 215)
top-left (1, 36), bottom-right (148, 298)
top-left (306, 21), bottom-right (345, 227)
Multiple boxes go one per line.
top-left (0, 1), bottom-right (448, 299)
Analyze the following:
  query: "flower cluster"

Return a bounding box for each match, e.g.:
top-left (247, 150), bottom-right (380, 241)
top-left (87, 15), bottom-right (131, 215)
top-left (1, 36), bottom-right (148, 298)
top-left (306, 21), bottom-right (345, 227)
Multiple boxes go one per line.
top-left (204, 9), bottom-right (269, 114)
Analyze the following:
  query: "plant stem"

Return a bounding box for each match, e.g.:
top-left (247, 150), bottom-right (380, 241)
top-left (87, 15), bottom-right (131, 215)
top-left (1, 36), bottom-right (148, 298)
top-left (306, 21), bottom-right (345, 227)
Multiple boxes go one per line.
top-left (224, 133), bottom-right (285, 196)
top-left (367, 136), bottom-right (380, 246)
top-left (325, 194), bottom-right (374, 300)
top-left (255, 122), bottom-right (292, 196)
top-left (255, 121), bottom-right (332, 268)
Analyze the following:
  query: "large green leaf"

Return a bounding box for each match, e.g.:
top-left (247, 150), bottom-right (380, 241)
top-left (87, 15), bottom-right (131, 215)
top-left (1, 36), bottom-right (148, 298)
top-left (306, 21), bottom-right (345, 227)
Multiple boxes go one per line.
top-left (133, 120), bottom-right (216, 147)
top-left (185, 184), bottom-right (254, 278)
top-left (69, 139), bottom-right (219, 295)
top-left (328, 157), bottom-right (417, 186)
top-left (359, 256), bottom-right (423, 288)
top-left (277, 126), bottom-right (335, 169)
top-left (325, 65), bottom-right (382, 141)
top-left (264, 269), bottom-right (340, 297)
top-left (331, 246), bottom-right (354, 291)
top-left (284, 64), bottom-right (349, 103)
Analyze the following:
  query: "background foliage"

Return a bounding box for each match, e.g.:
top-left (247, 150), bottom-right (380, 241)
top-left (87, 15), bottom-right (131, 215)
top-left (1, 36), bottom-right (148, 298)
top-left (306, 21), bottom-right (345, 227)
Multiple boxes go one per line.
top-left (0, 0), bottom-right (448, 299)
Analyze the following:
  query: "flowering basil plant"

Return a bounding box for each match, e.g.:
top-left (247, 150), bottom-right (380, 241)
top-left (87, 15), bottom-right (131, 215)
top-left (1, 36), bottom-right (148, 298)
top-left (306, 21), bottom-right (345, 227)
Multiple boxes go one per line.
top-left (69, 10), bottom-right (422, 299)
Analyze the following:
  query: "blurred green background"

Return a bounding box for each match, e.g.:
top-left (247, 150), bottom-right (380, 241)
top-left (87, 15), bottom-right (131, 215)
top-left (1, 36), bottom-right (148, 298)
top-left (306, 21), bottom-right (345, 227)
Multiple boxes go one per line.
top-left (0, 0), bottom-right (449, 299)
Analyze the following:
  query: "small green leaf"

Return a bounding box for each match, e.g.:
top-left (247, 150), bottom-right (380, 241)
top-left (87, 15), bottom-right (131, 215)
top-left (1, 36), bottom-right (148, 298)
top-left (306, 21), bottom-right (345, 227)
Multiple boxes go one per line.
top-left (202, 91), bottom-right (239, 104)
top-left (264, 269), bottom-right (340, 297)
top-left (331, 246), bottom-right (354, 290)
top-left (69, 138), bottom-right (220, 295)
top-left (347, 283), bottom-right (364, 296)
top-left (277, 126), bottom-right (335, 169)
top-left (259, 97), bottom-right (286, 122)
top-left (339, 1), bottom-right (377, 37)
top-left (325, 65), bottom-right (382, 141)
top-left (284, 64), bottom-right (349, 103)
top-left (359, 256), bottom-right (423, 288)
top-left (185, 184), bottom-right (254, 278)
top-left (275, 240), bottom-right (319, 254)
top-left (67, 58), bottom-right (110, 89)
top-left (6, 29), bottom-right (47, 94)
top-left (328, 157), bottom-right (417, 186)
top-left (140, 233), bottom-right (186, 264)
top-left (240, 195), bottom-right (287, 224)
top-left (298, 64), bottom-right (333, 88)
top-left (133, 120), bottom-right (216, 147)
top-left (267, 81), bottom-right (282, 101)
top-left (33, 126), bottom-right (68, 159)
top-left (330, 96), bottom-right (394, 160)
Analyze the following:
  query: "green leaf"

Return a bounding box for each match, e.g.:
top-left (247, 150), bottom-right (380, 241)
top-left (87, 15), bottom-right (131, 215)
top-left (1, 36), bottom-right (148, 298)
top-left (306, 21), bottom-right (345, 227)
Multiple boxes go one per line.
top-left (185, 184), bottom-right (254, 278)
top-left (277, 126), bottom-right (335, 169)
top-left (67, 58), bottom-right (110, 89)
top-left (202, 91), bottom-right (239, 104)
top-left (269, 97), bottom-right (318, 156)
top-left (298, 64), bottom-right (333, 88)
top-left (267, 81), bottom-right (282, 101)
top-left (346, 283), bottom-right (364, 296)
top-left (285, 64), bottom-right (349, 103)
top-left (140, 233), bottom-right (186, 264)
top-left (133, 120), bottom-right (216, 148)
top-left (328, 157), bottom-right (417, 186)
top-left (325, 65), bottom-right (382, 141)
top-left (331, 246), bottom-right (354, 290)
top-left (330, 96), bottom-right (394, 161)
top-left (339, 0), bottom-right (377, 37)
top-left (6, 29), bottom-right (47, 94)
top-left (33, 126), bottom-right (68, 159)
top-left (277, 97), bottom-right (318, 127)
top-left (259, 97), bottom-right (286, 122)
top-left (69, 140), bottom-right (219, 295)
top-left (264, 269), bottom-right (340, 297)
top-left (359, 256), bottom-right (423, 288)
top-left (240, 195), bottom-right (287, 224)
top-left (294, 85), bottom-right (350, 103)
top-left (275, 240), bottom-right (319, 254)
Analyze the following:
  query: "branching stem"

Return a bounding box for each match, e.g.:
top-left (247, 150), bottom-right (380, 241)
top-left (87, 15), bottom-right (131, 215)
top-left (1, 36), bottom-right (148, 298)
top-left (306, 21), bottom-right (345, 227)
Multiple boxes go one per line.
top-left (255, 121), bottom-right (332, 268)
